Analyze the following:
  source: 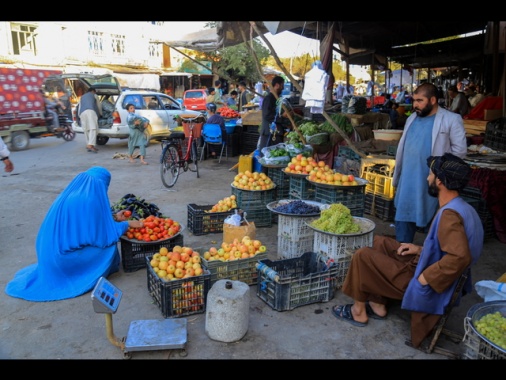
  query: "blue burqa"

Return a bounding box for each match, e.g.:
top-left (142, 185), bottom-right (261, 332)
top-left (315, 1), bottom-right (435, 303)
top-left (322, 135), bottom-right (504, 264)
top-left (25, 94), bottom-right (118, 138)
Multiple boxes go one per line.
top-left (5, 166), bottom-right (129, 302)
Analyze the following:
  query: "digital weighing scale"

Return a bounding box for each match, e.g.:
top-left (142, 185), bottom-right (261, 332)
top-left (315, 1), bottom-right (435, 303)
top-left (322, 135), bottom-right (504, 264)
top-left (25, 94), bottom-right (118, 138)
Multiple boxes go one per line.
top-left (91, 276), bottom-right (188, 359)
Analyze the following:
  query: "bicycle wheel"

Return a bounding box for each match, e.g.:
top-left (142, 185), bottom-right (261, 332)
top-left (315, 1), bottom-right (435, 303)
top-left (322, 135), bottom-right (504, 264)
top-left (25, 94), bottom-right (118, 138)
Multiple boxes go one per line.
top-left (160, 145), bottom-right (180, 188)
top-left (189, 139), bottom-right (199, 178)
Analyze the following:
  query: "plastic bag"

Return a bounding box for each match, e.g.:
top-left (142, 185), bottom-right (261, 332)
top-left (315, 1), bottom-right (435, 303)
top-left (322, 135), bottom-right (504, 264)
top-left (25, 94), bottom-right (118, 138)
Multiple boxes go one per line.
top-left (475, 280), bottom-right (506, 302)
top-left (260, 143), bottom-right (291, 165)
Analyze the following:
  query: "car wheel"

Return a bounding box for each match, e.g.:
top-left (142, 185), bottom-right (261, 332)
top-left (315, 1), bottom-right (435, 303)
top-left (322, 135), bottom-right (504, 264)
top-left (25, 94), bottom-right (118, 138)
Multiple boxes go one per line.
top-left (10, 131), bottom-right (30, 151)
top-left (96, 136), bottom-right (109, 145)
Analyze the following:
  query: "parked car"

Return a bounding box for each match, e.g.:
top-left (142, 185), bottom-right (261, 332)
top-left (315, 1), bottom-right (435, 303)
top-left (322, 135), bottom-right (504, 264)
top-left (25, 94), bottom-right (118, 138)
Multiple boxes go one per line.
top-left (183, 89), bottom-right (208, 112)
top-left (44, 74), bottom-right (202, 145)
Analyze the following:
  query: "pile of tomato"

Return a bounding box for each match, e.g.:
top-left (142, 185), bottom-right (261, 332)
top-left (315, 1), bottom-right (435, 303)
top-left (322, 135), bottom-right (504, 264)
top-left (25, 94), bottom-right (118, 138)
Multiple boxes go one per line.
top-left (124, 215), bottom-right (181, 242)
top-left (218, 107), bottom-right (240, 118)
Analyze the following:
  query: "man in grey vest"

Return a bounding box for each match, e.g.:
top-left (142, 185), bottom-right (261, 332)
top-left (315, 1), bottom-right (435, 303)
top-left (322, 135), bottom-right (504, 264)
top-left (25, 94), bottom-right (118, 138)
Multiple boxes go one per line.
top-left (78, 87), bottom-right (102, 153)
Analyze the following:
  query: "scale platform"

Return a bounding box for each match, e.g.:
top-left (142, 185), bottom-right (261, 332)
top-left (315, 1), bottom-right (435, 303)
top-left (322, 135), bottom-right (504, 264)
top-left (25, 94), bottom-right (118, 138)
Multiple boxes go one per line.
top-left (124, 318), bottom-right (187, 353)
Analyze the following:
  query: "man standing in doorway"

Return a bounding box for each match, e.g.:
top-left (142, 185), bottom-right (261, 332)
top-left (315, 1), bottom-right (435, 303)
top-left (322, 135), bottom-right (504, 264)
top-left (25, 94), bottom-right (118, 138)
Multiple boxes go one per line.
top-left (393, 83), bottom-right (467, 243)
top-left (78, 87), bottom-right (102, 153)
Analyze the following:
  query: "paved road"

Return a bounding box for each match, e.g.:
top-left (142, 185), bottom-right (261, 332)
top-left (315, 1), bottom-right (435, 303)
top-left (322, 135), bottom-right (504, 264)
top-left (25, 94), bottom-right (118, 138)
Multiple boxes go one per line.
top-left (1, 133), bottom-right (504, 360)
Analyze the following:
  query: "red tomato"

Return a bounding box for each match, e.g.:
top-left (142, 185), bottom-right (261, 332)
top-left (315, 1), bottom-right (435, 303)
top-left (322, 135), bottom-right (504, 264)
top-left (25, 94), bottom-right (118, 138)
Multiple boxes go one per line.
top-left (124, 210), bottom-right (132, 218)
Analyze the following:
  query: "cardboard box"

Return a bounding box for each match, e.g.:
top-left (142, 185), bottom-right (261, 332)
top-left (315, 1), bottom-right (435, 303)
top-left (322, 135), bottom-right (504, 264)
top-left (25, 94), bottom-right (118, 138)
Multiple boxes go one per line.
top-left (484, 109), bottom-right (503, 121)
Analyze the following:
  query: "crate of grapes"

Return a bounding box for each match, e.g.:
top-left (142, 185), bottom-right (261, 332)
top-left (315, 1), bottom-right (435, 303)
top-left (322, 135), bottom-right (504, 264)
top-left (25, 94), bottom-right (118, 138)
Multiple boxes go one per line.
top-left (462, 300), bottom-right (506, 359)
top-left (306, 205), bottom-right (375, 262)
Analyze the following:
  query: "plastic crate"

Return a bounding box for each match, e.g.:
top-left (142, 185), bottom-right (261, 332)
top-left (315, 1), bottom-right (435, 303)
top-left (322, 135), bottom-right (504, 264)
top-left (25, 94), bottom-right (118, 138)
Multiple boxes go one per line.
top-left (362, 170), bottom-right (395, 199)
top-left (226, 132), bottom-right (240, 157)
top-left (277, 214), bottom-right (317, 241)
top-left (187, 204), bottom-right (236, 236)
top-left (256, 252), bottom-right (339, 311)
top-left (483, 118), bottom-right (506, 152)
top-left (312, 218), bottom-right (375, 262)
top-left (462, 301), bottom-right (506, 360)
top-left (242, 204), bottom-right (273, 228)
top-left (146, 256), bottom-right (211, 318)
top-left (266, 167), bottom-right (290, 200)
top-left (239, 131), bottom-right (260, 155)
top-left (461, 187), bottom-right (496, 240)
top-left (338, 146), bottom-right (361, 161)
top-left (360, 157), bottom-right (396, 178)
top-left (120, 233), bottom-right (184, 273)
top-left (364, 193), bottom-right (395, 221)
top-left (313, 185), bottom-right (365, 216)
top-left (288, 175), bottom-right (315, 200)
top-left (333, 249), bottom-right (354, 290)
top-left (201, 252), bottom-right (268, 286)
top-left (231, 186), bottom-right (276, 208)
top-left (277, 235), bottom-right (315, 260)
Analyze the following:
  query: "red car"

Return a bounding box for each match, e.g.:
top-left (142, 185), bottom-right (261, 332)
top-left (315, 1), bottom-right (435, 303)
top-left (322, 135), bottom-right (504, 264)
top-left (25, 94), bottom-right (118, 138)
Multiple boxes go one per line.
top-left (183, 89), bottom-right (208, 111)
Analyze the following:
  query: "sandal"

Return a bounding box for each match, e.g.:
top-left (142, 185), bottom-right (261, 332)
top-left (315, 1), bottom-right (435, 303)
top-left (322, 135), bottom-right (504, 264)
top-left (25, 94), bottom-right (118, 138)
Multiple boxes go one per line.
top-left (331, 304), bottom-right (367, 327)
top-left (365, 301), bottom-right (387, 320)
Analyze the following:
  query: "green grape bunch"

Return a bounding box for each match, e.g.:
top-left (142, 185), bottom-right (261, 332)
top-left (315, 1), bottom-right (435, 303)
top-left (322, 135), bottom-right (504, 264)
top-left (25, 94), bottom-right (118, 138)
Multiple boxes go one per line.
top-left (310, 203), bottom-right (360, 234)
top-left (475, 311), bottom-right (506, 350)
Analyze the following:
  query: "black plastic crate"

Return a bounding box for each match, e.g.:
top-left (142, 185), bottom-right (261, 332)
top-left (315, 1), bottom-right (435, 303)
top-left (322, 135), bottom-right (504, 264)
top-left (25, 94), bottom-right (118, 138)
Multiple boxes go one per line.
top-left (242, 205), bottom-right (273, 228)
top-left (231, 186), bottom-right (276, 208)
top-left (461, 187), bottom-right (496, 239)
top-left (313, 184), bottom-right (365, 216)
top-left (266, 166), bottom-right (290, 200)
top-left (201, 252), bottom-right (268, 286)
top-left (256, 252), bottom-right (339, 311)
top-left (120, 234), bottom-right (184, 272)
top-left (338, 146), bottom-right (361, 162)
top-left (288, 175), bottom-right (315, 200)
top-left (239, 131), bottom-right (260, 155)
top-left (484, 118), bottom-right (506, 152)
top-left (187, 204), bottom-right (236, 236)
top-left (364, 193), bottom-right (395, 221)
top-left (226, 132), bottom-right (240, 157)
top-left (146, 256), bottom-right (211, 318)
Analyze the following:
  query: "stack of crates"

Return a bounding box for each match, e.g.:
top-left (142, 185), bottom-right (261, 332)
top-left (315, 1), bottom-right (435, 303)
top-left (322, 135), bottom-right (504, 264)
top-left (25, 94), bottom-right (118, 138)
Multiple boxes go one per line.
top-left (360, 157), bottom-right (396, 222)
top-left (231, 186), bottom-right (275, 227)
top-left (276, 214), bottom-right (319, 260)
top-left (287, 174), bottom-right (315, 200)
top-left (461, 186), bottom-right (495, 240)
top-left (266, 166), bottom-right (290, 223)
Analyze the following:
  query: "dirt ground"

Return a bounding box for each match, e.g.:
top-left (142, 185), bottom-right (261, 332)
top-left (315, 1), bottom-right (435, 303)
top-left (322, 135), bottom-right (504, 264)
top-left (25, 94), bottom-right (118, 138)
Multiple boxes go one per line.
top-left (1, 133), bottom-right (505, 361)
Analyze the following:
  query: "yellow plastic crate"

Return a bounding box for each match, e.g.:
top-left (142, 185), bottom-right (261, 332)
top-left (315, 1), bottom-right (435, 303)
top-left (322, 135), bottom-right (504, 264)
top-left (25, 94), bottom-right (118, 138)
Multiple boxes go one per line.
top-left (362, 171), bottom-right (395, 199)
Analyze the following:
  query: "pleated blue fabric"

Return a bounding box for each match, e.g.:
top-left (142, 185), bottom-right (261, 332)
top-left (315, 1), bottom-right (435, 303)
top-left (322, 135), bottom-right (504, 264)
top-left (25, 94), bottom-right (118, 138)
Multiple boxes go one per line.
top-left (5, 167), bottom-right (129, 302)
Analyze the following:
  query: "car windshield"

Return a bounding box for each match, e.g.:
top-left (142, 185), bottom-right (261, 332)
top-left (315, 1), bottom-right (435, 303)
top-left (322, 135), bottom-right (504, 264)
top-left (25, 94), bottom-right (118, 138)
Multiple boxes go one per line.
top-left (186, 91), bottom-right (204, 99)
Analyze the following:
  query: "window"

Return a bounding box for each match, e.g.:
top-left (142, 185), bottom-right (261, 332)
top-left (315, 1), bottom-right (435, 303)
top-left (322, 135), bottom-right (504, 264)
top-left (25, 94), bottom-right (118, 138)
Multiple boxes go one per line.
top-left (111, 34), bottom-right (125, 56)
top-left (10, 23), bottom-right (37, 55)
top-left (148, 42), bottom-right (161, 59)
top-left (88, 31), bottom-right (104, 56)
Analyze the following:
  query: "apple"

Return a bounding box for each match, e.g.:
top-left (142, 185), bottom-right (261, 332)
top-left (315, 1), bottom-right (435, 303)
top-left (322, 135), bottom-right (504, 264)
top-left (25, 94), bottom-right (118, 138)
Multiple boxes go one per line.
top-left (167, 264), bottom-right (176, 274)
top-left (174, 268), bottom-right (184, 278)
top-left (348, 174), bottom-right (355, 182)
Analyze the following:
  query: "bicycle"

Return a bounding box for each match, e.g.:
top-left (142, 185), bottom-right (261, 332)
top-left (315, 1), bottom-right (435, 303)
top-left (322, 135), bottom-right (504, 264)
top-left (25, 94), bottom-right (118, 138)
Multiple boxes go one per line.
top-left (160, 114), bottom-right (204, 188)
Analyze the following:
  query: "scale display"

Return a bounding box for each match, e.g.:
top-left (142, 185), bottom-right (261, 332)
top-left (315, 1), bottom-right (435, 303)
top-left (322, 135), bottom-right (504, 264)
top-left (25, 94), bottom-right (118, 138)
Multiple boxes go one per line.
top-left (91, 277), bottom-right (122, 314)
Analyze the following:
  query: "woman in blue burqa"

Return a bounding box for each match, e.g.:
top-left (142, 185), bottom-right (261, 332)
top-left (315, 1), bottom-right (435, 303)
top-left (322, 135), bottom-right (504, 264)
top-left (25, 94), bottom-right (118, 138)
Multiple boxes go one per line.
top-left (5, 166), bottom-right (144, 302)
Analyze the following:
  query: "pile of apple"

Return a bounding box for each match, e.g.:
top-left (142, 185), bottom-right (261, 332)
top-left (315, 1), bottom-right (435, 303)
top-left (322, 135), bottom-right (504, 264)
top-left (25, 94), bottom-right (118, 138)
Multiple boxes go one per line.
top-left (202, 236), bottom-right (266, 262)
top-left (232, 171), bottom-right (275, 191)
top-left (308, 166), bottom-right (358, 186)
top-left (150, 245), bottom-right (204, 281)
top-left (283, 154), bottom-right (320, 175)
top-left (206, 195), bottom-right (238, 213)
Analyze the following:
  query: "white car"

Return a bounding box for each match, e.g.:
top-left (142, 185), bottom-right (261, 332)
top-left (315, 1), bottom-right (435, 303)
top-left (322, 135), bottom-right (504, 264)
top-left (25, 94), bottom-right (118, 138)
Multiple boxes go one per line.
top-left (45, 74), bottom-right (202, 145)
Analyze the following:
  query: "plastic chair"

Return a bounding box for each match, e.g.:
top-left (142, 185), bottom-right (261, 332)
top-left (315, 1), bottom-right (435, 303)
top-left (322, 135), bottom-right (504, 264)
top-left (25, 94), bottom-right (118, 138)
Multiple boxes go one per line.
top-left (200, 123), bottom-right (227, 163)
